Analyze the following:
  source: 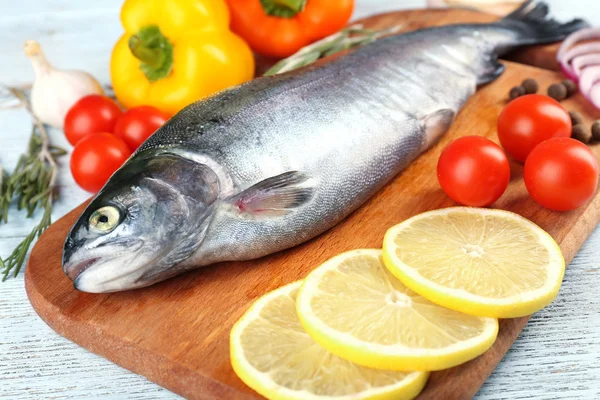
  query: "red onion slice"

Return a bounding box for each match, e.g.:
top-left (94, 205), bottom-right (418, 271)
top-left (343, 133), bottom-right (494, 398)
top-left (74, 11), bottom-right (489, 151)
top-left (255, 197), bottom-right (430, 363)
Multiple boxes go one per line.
top-left (560, 64), bottom-right (579, 82)
top-left (579, 65), bottom-right (600, 97)
top-left (560, 43), bottom-right (600, 80)
top-left (588, 83), bottom-right (600, 109)
top-left (572, 53), bottom-right (600, 76)
top-left (557, 28), bottom-right (600, 61)
top-left (557, 29), bottom-right (600, 82)
top-left (563, 43), bottom-right (600, 63)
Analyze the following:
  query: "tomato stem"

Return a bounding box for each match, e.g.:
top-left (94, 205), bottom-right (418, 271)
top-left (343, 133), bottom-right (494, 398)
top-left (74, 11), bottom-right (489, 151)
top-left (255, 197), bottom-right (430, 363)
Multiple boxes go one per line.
top-left (260, 0), bottom-right (306, 18)
top-left (128, 25), bottom-right (174, 82)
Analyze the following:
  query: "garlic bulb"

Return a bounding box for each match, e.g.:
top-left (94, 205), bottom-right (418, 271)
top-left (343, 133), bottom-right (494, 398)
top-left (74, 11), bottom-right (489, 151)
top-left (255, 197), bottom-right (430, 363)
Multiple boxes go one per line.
top-left (25, 40), bottom-right (104, 128)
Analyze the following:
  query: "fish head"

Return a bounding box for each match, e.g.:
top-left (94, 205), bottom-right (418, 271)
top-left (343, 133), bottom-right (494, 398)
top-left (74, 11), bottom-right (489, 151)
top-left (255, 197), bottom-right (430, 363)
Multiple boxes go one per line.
top-left (63, 152), bottom-right (219, 293)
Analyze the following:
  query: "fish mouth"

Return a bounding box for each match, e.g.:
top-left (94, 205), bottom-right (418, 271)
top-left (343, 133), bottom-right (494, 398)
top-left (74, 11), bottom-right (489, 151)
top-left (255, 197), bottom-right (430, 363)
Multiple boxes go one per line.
top-left (71, 256), bottom-right (138, 293)
top-left (73, 251), bottom-right (147, 293)
top-left (73, 263), bottom-right (146, 293)
top-left (64, 258), bottom-right (99, 281)
top-left (63, 238), bottom-right (148, 293)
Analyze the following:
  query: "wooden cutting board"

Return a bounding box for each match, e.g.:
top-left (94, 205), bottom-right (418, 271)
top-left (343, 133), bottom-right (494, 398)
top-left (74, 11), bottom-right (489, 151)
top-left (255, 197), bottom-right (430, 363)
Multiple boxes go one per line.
top-left (25, 9), bottom-right (599, 400)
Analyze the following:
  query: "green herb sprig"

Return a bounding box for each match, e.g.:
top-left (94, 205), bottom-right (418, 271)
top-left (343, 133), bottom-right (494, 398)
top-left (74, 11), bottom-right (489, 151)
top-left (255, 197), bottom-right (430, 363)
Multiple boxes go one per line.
top-left (264, 24), bottom-right (402, 76)
top-left (0, 87), bottom-right (66, 280)
top-left (0, 166), bottom-right (10, 223)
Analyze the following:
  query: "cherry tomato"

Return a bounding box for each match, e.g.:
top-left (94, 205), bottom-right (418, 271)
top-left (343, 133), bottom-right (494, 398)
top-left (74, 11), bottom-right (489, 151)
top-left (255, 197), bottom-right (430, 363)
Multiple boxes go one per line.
top-left (70, 133), bottom-right (131, 193)
top-left (114, 106), bottom-right (169, 151)
top-left (64, 95), bottom-right (123, 146)
top-left (497, 94), bottom-right (571, 163)
top-left (524, 137), bottom-right (598, 211)
top-left (437, 136), bottom-right (510, 207)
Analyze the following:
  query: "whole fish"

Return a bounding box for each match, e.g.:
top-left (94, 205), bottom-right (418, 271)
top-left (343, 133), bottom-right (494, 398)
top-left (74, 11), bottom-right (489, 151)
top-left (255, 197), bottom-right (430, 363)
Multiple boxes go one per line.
top-left (63, 1), bottom-right (585, 293)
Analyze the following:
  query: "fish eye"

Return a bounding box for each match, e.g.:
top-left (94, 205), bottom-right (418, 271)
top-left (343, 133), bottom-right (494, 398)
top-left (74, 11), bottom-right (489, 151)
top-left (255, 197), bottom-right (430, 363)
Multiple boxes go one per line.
top-left (89, 206), bottom-right (120, 233)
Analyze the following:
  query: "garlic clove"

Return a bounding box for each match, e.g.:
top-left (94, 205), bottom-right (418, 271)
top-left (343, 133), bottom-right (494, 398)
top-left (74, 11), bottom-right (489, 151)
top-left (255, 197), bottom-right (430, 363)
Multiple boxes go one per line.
top-left (25, 40), bottom-right (105, 128)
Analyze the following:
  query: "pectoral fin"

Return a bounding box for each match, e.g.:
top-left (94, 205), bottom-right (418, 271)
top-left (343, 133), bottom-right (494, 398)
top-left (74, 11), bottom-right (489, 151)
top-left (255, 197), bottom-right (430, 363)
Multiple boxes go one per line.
top-left (230, 171), bottom-right (315, 217)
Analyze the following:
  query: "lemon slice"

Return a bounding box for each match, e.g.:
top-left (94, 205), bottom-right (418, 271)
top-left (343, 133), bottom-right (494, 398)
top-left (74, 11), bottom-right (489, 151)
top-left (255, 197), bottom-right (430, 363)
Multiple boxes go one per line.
top-left (231, 281), bottom-right (429, 400)
top-left (382, 207), bottom-right (565, 318)
top-left (296, 250), bottom-right (498, 371)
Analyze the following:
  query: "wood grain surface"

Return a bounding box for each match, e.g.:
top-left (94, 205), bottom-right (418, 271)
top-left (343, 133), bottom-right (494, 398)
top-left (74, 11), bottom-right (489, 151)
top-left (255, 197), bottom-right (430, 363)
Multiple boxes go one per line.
top-left (25, 56), bottom-right (600, 399)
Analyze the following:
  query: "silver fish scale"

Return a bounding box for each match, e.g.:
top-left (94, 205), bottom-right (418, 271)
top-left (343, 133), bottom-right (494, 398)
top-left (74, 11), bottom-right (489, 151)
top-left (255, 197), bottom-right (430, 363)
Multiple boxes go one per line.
top-left (150, 31), bottom-right (481, 266)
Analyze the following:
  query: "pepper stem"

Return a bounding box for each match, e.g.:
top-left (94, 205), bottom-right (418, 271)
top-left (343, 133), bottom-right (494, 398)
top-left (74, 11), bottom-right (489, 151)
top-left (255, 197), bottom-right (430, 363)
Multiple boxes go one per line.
top-left (128, 25), bottom-right (174, 82)
top-left (129, 36), bottom-right (164, 68)
top-left (260, 0), bottom-right (306, 18)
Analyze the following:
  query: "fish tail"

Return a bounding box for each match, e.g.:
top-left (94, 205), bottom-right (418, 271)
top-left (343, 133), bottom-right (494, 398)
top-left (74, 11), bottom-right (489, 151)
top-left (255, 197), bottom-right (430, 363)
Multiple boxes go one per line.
top-left (494, 1), bottom-right (588, 50)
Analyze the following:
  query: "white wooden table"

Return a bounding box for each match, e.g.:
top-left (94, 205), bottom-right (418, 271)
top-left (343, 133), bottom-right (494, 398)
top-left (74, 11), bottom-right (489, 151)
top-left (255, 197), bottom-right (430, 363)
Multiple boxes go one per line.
top-left (1, 1), bottom-right (599, 399)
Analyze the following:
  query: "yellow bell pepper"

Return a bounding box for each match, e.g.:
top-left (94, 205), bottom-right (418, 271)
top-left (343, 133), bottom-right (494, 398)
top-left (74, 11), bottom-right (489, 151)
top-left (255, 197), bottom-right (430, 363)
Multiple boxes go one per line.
top-left (110, 0), bottom-right (255, 115)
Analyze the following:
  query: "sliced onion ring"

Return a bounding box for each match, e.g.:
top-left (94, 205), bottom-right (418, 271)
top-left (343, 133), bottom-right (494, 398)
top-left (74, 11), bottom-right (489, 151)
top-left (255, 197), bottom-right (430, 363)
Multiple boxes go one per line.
top-left (563, 43), bottom-right (600, 63)
top-left (560, 64), bottom-right (578, 82)
top-left (557, 28), bottom-right (600, 61)
top-left (561, 43), bottom-right (600, 79)
top-left (579, 65), bottom-right (600, 95)
top-left (557, 28), bottom-right (600, 81)
top-left (572, 53), bottom-right (600, 77)
top-left (588, 83), bottom-right (600, 109)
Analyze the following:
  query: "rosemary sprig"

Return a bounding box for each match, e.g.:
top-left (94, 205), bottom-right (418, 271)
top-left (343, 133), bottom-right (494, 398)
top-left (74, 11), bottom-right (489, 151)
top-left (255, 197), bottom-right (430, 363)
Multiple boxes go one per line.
top-left (264, 24), bottom-right (402, 76)
top-left (0, 166), bottom-right (10, 224)
top-left (0, 87), bottom-right (65, 280)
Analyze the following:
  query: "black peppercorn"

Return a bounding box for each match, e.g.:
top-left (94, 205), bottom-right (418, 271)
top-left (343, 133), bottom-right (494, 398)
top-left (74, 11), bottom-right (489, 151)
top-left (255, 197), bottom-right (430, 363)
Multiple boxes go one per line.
top-left (592, 120), bottom-right (600, 142)
top-left (509, 86), bottom-right (526, 100)
top-left (568, 110), bottom-right (584, 126)
top-left (547, 83), bottom-right (567, 101)
top-left (562, 79), bottom-right (578, 97)
top-left (522, 78), bottom-right (538, 94)
top-left (572, 124), bottom-right (592, 144)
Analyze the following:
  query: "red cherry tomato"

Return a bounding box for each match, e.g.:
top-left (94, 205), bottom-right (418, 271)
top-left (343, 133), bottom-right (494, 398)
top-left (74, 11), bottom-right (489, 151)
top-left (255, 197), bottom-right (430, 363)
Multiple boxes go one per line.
top-left (64, 95), bottom-right (123, 146)
top-left (437, 136), bottom-right (510, 207)
top-left (524, 137), bottom-right (598, 211)
top-left (70, 133), bottom-right (131, 193)
top-left (114, 106), bottom-right (169, 151)
top-left (497, 94), bottom-right (571, 163)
